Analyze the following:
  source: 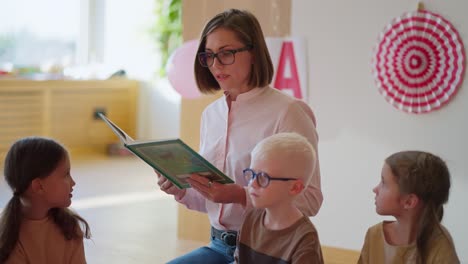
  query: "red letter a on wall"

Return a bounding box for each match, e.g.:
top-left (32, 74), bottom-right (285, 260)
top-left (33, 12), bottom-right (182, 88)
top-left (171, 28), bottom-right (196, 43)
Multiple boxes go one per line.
top-left (273, 41), bottom-right (302, 99)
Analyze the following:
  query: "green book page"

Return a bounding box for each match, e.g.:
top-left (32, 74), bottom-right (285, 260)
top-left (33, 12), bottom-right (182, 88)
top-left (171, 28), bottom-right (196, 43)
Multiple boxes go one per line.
top-left (127, 140), bottom-right (233, 189)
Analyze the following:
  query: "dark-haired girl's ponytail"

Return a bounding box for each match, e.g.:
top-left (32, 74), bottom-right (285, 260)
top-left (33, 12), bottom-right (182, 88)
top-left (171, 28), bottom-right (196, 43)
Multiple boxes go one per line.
top-left (0, 196), bottom-right (23, 262)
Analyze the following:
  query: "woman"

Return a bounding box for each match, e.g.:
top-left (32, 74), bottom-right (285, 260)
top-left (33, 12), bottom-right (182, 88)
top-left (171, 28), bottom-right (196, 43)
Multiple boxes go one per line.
top-left (158, 9), bottom-right (323, 264)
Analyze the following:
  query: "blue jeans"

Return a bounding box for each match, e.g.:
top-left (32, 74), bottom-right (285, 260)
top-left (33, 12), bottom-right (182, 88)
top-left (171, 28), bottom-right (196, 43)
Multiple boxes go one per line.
top-left (166, 236), bottom-right (236, 264)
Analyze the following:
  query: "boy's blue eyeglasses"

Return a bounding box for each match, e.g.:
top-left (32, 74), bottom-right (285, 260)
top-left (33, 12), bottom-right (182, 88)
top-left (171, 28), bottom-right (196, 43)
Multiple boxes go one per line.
top-left (198, 45), bottom-right (253, 67)
top-left (243, 168), bottom-right (297, 188)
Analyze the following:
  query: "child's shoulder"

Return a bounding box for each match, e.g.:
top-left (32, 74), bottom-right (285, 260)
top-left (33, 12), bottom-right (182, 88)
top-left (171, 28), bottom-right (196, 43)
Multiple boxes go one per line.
top-left (427, 225), bottom-right (459, 261)
top-left (296, 215), bottom-right (319, 236)
top-left (429, 233), bottom-right (457, 250)
top-left (368, 221), bottom-right (384, 230)
top-left (365, 221), bottom-right (387, 238)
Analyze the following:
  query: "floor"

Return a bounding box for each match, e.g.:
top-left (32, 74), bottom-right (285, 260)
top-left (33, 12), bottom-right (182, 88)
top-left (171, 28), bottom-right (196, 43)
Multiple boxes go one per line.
top-left (1, 154), bottom-right (359, 263)
top-left (1, 154), bottom-right (205, 263)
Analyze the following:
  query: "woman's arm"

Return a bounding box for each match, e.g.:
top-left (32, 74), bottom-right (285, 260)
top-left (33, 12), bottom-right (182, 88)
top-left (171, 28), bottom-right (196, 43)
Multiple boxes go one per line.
top-left (279, 101), bottom-right (323, 216)
top-left (157, 173), bottom-right (209, 213)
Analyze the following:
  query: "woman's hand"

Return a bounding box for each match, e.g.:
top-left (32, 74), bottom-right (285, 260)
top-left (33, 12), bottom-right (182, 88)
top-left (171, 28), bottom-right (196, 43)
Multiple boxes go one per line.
top-left (156, 171), bottom-right (186, 200)
top-left (186, 174), bottom-right (246, 206)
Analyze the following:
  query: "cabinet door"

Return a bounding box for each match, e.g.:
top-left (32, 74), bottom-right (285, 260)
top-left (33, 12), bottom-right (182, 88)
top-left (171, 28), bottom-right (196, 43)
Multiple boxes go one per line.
top-left (0, 90), bottom-right (45, 157)
top-left (50, 86), bottom-right (136, 153)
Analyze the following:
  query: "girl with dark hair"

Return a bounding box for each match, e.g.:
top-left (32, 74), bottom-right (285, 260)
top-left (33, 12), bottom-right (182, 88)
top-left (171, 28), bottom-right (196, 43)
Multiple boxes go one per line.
top-left (0, 137), bottom-right (91, 263)
top-left (358, 151), bottom-right (459, 264)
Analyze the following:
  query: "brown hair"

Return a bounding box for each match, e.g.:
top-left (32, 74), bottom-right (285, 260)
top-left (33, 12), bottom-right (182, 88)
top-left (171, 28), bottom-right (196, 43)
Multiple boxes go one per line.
top-left (385, 151), bottom-right (453, 264)
top-left (194, 9), bottom-right (274, 93)
top-left (0, 137), bottom-right (91, 262)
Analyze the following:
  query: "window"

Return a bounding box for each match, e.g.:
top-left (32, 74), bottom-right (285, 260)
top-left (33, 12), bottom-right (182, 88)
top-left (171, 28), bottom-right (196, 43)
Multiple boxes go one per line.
top-left (0, 0), bottom-right (160, 80)
top-left (0, 0), bottom-right (80, 68)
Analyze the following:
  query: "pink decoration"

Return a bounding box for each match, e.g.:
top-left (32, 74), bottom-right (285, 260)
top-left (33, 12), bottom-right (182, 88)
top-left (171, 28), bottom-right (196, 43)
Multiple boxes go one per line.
top-left (166, 39), bottom-right (202, 99)
top-left (373, 10), bottom-right (465, 114)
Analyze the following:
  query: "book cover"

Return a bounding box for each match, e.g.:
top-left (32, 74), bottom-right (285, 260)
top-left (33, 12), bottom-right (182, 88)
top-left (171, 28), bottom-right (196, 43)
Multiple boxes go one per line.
top-left (98, 113), bottom-right (234, 189)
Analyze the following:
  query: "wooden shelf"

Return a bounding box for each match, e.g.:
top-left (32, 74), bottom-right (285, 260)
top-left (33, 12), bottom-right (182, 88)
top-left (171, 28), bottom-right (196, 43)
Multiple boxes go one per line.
top-left (0, 79), bottom-right (138, 159)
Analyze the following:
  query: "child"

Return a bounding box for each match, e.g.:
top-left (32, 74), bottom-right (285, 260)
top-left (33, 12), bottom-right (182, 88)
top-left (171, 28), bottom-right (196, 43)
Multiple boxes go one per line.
top-left (358, 151), bottom-right (459, 264)
top-left (0, 137), bottom-right (91, 263)
top-left (235, 132), bottom-right (323, 263)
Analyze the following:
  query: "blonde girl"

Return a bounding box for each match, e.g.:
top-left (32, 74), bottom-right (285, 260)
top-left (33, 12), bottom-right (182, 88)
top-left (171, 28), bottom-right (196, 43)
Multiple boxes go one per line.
top-left (359, 151), bottom-right (459, 264)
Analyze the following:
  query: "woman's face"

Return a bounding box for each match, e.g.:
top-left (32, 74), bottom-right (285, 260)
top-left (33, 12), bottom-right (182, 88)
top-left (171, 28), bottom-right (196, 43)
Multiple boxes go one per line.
top-left (204, 27), bottom-right (253, 98)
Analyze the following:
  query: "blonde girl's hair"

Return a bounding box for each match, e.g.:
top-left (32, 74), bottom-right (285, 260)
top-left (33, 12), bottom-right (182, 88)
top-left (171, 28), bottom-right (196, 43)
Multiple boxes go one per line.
top-left (385, 151), bottom-right (455, 264)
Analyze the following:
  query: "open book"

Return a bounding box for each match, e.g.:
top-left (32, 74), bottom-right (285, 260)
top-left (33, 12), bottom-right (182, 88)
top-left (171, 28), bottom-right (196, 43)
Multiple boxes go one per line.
top-left (99, 113), bottom-right (234, 189)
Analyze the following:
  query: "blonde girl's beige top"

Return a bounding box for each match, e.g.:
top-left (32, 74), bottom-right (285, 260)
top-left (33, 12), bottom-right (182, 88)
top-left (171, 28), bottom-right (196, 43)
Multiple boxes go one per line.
top-left (6, 216), bottom-right (86, 264)
top-left (358, 221), bottom-right (460, 264)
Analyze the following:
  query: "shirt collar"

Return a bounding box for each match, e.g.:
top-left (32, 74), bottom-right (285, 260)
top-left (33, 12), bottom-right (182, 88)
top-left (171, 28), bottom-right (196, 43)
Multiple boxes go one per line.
top-left (223, 86), bottom-right (268, 104)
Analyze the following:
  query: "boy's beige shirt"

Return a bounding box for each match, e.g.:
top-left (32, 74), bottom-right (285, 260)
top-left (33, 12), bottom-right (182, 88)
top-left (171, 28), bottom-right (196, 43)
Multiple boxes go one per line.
top-left (6, 217), bottom-right (86, 264)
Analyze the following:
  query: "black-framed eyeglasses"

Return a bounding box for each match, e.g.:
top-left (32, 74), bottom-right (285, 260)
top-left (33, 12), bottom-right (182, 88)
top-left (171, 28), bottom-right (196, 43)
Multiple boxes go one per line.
top-left (243, 168), bottom-right (297, 188)
top-left (198, 45), bottom-right (253, 67)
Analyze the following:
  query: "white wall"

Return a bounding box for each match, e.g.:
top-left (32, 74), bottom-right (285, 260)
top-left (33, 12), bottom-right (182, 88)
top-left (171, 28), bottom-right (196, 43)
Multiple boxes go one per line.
top-left (292, 0), bottom-right (468, 261)
top-left (137, 79), bottom-right (181, 140)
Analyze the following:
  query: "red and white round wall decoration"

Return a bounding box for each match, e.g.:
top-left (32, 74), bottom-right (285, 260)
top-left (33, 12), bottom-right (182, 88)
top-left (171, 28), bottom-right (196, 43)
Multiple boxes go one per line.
top-left (373, 10), bottom-right (465, 113)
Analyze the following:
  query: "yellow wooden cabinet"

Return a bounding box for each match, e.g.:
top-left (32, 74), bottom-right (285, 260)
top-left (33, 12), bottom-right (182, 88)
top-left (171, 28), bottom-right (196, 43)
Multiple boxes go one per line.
top-left (0, 79), bottom-right (138, 159)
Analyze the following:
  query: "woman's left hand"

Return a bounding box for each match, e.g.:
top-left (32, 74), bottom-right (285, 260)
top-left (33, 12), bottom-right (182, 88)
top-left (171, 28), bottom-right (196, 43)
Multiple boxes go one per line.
top-left (187, 174), bottom-right (246, 206)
